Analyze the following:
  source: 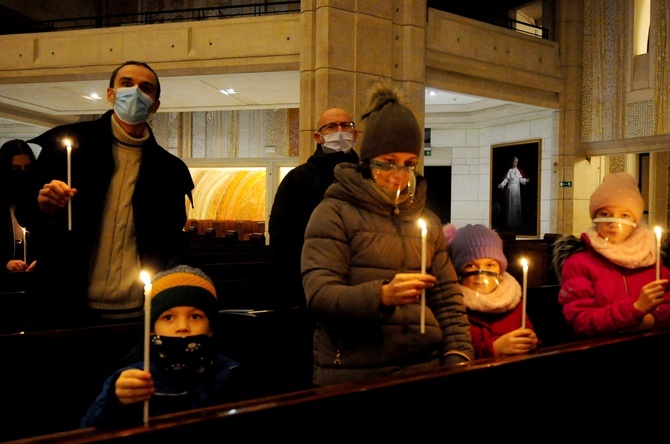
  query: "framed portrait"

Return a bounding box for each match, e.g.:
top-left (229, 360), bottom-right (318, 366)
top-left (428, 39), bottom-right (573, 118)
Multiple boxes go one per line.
top-left (490, 140), bottom-right (541, 237)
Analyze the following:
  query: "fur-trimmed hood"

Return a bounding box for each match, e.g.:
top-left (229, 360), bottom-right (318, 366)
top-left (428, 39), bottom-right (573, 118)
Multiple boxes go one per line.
top-left (550, 234), bottom-right (584, 282)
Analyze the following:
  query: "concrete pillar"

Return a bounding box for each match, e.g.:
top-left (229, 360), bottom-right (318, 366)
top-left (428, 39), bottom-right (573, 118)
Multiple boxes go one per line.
top-left (554, 0), bottom-right (584, 235)
top-left (299, 0), bottom-right (427, 165)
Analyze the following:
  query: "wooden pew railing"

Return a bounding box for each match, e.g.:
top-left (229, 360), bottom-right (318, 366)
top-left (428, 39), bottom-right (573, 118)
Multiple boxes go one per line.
top-left (0, 307), bottom-right (314, 442)
top-left (0, 238), bottom-right (588, 441)
top-left (185, 219), bottom-right (266, 242)
top-left (0, 240), bottom-right (277, 334)
top-left (12, 327), bottom-right (670, 442)
top-left (503, 234), bottom-right (561, 288)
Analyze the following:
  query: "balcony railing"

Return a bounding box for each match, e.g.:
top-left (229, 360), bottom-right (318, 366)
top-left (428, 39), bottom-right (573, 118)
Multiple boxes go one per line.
top-left (1, 2), bottom-right (548, 40)
top-left (427, 2), bottom-right (550, 40)
top-left (0, 1), bottom-right (301, 35)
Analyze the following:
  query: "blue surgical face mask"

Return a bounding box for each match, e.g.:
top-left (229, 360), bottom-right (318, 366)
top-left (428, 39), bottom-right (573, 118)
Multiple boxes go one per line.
top-left (113, 85), bottom-right (154, 124)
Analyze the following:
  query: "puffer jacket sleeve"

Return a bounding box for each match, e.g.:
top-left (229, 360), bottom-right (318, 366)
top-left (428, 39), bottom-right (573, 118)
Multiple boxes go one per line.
top-left (301, 199), bottom-right (394, 320)
top-left (425, 218), bottom-right (474, 363)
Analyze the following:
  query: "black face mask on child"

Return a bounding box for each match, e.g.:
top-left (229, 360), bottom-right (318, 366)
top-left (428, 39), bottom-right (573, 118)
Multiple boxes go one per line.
top-left (150, 334), bottom-right (217, 388)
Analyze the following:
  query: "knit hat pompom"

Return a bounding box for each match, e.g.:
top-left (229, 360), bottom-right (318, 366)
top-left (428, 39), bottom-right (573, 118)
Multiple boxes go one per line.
top-left (442, 223), bottom-right (457, 246)
top-left (446, 224), bottom-right (508, 274)
top-left (150, 265), bottom-right (218, 328)
top-left (359, 85), bottom-right (422, 161)
top-left (589, 172), bottom-right (644, 224)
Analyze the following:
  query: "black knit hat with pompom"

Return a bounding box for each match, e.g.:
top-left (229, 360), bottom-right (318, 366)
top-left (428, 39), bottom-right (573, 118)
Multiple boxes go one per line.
top-left (359, 86), bottom-right (422, 160)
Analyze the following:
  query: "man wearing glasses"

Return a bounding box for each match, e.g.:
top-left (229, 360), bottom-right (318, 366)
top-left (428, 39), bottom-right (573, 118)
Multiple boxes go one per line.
top-left (269, 108), bottom-right (359, 310)
top-left (268, 108), bottom-right (359, 390)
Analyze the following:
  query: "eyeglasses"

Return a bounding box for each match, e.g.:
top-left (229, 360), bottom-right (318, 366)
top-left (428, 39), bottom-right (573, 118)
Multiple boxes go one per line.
top-left (369, 159), bottom-right (417, 173)
top-left (317, 121), bottom-right (355, 133)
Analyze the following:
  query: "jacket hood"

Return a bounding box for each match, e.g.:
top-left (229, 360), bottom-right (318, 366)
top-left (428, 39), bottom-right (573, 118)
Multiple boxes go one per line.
top-left (550, 234), bottom-right (584, 282)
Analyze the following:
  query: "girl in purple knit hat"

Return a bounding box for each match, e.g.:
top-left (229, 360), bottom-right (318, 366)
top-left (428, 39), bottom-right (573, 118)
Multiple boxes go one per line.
top-left (445, 223), bottom-right (540, 359)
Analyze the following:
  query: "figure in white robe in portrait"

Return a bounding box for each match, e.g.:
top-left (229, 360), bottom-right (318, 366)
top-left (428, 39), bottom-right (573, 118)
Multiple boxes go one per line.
top-left (498, 157), bottom-right (530, 229)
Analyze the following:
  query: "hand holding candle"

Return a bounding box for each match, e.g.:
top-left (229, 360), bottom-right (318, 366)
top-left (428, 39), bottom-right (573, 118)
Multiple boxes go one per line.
top-left (140, 270), bottom-right (152, 426)
top-left (418, 218), bottom-right (427, 334)
top-left (654, 226), bottom-right (662, 281)
top-left (520, 258), bottom-right (528, 329)
top-left (65, 139), bottom-right (72, 231)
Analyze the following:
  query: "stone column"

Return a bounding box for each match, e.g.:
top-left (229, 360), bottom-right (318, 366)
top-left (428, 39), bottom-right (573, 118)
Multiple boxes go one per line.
top-left (299, 0), bottom-right (427, 165)
top-left (554, 0), bottom-right (585, 234)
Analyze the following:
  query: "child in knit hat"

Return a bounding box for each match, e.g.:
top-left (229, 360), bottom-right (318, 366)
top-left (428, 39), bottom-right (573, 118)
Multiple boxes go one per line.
top-left (551, 172), bottom-right (670, 339)
top-left (80, 265), bottom-right (244, 428)
top-left (444, 223), bottom-right (540, 358)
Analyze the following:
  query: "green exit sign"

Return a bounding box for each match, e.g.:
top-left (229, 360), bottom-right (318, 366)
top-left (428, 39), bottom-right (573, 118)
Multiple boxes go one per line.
top-left (559, 181), bottom-right (573, 187)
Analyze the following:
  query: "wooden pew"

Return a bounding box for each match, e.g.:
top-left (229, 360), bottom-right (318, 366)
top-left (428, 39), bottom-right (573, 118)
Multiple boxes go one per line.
top-left (503, 236), bottom-right (559, 288)
top-left (13, 328), bottom-right (670, 441)
top-left (526, 284), bottom-right (577, 346)
top-left (0, 322), bottom-right (145, 442)
top-left (0, 239), bottom-right (275, 331)
top-left (0, 308), bottom-right (314, 442)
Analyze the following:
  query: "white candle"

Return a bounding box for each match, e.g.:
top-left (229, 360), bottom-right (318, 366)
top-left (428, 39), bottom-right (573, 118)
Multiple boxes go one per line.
top-left (140, 270), bottom-right (152, 426)
top-left (521, 258), bottom-right (528, 329)
top-left (22, 227), bottom-right (27, 263)
top-left (66, 140), bottom-right (72, 231)
top-left (654, 226), bottom-right (662, 281)
top-left (418, 218), bottom-right (427, 334)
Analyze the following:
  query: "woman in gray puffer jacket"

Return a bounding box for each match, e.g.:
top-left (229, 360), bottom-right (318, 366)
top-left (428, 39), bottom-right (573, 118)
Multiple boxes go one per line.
top-left (301, 85), bottom-right (474, 387)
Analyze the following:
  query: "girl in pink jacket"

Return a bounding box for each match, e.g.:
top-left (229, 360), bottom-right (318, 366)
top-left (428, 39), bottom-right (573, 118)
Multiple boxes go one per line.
top-left (552, 172), bottom-right (670, 338)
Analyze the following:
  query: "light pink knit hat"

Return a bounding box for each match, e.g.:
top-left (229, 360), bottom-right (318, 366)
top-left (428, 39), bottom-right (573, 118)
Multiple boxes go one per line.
top-left (589, 172), bottom-right (644, 223)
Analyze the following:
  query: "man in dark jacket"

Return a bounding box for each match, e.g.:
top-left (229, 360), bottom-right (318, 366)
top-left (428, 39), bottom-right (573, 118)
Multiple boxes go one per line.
top-left (269, 108), bottom-right (359, 310)
top-left (268, 107), bottom-right (359, 391)
top-left (20, 61), bottom-right (194, 327)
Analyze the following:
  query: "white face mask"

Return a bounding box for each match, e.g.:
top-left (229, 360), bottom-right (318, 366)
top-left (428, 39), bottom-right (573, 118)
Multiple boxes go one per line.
top-left (321, 131), bottom-right (355, 153)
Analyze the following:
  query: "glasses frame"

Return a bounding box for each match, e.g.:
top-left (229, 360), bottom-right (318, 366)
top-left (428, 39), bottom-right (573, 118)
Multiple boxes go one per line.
top-left (317, 121), bottom-right (355, 133)
top-left (369, 159), bottom-right (417, 173)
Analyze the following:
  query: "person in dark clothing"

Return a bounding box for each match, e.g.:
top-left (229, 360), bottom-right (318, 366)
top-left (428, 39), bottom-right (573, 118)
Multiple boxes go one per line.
top-left (18, 61), bottom-right (194, 327)
top-left (268, 107), bottom-right (359, 309)
top-left (0, 139), bottom-right (37, 272)
top-left (268, 107), bottom-right (359, 392)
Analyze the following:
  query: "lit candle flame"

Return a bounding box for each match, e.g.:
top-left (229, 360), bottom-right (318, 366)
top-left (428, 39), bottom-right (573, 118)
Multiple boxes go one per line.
top-left (140, 270), bottom-right (151, 287)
